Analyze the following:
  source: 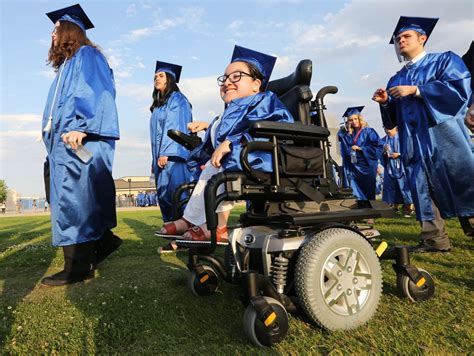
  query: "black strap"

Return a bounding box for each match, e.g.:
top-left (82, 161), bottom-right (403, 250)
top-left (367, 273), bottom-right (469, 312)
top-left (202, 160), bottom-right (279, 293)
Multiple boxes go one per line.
top-left (288, 178), bottom-right (325, 203)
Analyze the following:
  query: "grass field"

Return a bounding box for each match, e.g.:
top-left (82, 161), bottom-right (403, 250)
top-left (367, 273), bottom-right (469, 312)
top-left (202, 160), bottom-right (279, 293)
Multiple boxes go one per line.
top-left (1, 209), bottom-right (473, 354)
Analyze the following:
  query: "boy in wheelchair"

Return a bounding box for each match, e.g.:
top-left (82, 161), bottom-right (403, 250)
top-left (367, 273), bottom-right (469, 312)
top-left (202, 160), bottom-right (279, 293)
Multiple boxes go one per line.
top-left (158, 45), bottom-right (293, 243)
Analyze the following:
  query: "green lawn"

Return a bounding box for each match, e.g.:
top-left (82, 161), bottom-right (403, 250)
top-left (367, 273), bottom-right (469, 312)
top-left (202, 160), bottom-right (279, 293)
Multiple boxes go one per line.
top-left (1, 209), bottom-right (473, 354)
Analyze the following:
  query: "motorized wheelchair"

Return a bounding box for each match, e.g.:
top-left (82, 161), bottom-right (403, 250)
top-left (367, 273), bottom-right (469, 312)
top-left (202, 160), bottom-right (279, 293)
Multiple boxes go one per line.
top-left (164, 59), bottom-right (435, 347)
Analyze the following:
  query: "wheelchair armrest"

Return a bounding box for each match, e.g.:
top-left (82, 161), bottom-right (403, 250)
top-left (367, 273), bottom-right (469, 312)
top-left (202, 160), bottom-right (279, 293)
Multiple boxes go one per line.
top-left (249, 121), bottom-right (330, 140)
top-left (167, 129), bottom-right (202, 151)
top-left (240, 141), bottom-right (275, 183)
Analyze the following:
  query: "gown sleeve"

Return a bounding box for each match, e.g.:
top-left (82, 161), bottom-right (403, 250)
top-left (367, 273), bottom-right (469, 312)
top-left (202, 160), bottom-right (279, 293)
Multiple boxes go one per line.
top-left (71, 46), bottom-right (120, 139)
top-left (360, 128), bottom-right (382, 164)
top-left (221, 93), bottom-right (294, 171)
top-left (379, 80), bottom-right (398, 130)
top-left (418, 51), bottom-right (472, 124)
top-left (159, 93), bottom-right (192, 157)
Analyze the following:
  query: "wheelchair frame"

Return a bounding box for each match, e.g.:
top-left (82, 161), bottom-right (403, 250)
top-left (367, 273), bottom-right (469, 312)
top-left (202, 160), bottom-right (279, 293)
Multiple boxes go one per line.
top-left (166, 60), bottom-right (435, 347)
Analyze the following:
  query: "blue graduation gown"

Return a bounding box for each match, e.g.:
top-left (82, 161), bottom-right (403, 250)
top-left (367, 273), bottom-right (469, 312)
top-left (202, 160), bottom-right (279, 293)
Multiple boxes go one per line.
top-left (187, 91), bottom-right (294, 172)
top-left (42, 45), bottom-right (120, 247)
top-left (346, 127), bottom-right (382, 201)
top-left (150, 91), bottom-right (193, 221)
top-left (337, 128), bottom-right (352, 188)
top-left (380, 134), bottom-right (413, 205)
top-left (380, 51), bottom-right (474, 221)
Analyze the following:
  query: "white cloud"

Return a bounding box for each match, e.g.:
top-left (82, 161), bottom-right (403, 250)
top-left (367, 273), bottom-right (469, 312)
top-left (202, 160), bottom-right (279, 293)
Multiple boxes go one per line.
top-left (36, 38), bottom-right (51, 47)
top-left (126, 3), bottom-right (137, 18)
top-left (116, 82), bottom-right (151, 102)
top-left (37, 70), bottom-right (56, 79)
top-left (125, 27), bottom-right (154, 42)
top-left (1, 114), bottom-right (42, 123)
top-left (227, 20), bottom-right (243, 30)
top-left (107, 55), bottom-right (123, 68)
top-left (0, 130), bottom-right (39, 138)
top-left (115, 71), bottom-right (132, 78)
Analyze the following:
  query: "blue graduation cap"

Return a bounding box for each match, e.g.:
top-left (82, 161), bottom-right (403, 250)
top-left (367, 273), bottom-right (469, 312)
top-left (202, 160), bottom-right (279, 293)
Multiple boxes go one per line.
top-left (231, 45), bottom-right (277, 89)
top-left (389, 16), bottom-right (438, 44)
top-left (155, 61), bottom-right (182, 83)
top-left (46, 4), bottom-right (94, 32)
top-left (343, 106), bottom-right (364, 118)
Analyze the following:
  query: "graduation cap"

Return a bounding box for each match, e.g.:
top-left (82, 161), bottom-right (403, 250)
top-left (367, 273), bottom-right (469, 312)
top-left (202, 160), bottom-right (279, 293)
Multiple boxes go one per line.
top-left (389, 16), bottom-right (438, 45)
top-left (231, 45), bottom-right (277, 89)
top-left (46, 4), bottom-right (94, 32)
top-left (343, 106), bottom-right (364, 118)
top-left (155, 61), bottom-right (182, 83)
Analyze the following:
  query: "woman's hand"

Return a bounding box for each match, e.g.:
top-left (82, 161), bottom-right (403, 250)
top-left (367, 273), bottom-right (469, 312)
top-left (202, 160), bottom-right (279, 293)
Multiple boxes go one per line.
top-left (211, 140), bottom-right (231, 168)
top-left (351, 145), bottom-right (361, 151)
top-left (158, 156), bottom-right (169, 168)
top-left (392, 152), bottom-right (401, 159)
top-left (62, 131), bottom-right (87, 150)
top-left (188, 121), bottom-right (209, 133)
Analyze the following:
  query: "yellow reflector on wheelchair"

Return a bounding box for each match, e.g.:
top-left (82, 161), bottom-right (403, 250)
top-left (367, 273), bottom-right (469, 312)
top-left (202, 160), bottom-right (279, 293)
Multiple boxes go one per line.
top-left (199, 274), bottom-right (209, 283)
top-left (375, 241), bottom-right (388, 257)
top-left (264, 312), bottom-right (277, 327)
top-left (416, 277), bottom-right (426, 287)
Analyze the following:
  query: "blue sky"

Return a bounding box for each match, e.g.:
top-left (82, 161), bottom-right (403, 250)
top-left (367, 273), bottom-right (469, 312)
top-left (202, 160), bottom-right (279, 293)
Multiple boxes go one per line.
top-left (1, 0), bottom-right (472, 197)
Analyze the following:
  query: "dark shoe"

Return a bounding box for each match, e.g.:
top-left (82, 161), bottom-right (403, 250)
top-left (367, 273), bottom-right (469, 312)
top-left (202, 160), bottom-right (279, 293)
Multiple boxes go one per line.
top-left (41, 270), bottom-right (94, 286)
top-left (409, 240), bottom-right (451, 253)
top-left (95, 230), bottom-right (123, 266)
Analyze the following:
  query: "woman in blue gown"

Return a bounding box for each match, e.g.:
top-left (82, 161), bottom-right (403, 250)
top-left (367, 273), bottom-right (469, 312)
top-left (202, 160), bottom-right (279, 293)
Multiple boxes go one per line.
top-left (159, 45), bottom-right (294, 244)
top-left (149, 61), bottom-right (193, 223)
top-left (373, 16), bottom-right (474, 250)
top-left (41, 5), bottom-right (121, 285)
top-left (345, 108), bottom-right (382, 207)
top-left (380, 127), bottom-right (413, 216)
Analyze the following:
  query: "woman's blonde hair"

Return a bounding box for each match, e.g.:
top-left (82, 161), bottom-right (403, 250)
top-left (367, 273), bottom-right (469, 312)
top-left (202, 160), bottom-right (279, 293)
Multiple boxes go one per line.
top-left (348, 114), bottom-right (369, 134)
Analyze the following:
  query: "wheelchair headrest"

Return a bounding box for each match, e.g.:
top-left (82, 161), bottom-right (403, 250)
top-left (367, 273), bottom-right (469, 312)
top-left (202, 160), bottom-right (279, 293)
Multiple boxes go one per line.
top-left (266, 59), bottom-right (312, 96)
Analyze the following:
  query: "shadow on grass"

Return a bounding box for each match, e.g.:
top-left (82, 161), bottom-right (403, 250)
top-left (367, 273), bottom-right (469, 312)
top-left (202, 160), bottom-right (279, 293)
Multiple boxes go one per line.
top-left (0, 224), bottom-right (55, 349)
top-left (0, 221), bottom-right (51, 247)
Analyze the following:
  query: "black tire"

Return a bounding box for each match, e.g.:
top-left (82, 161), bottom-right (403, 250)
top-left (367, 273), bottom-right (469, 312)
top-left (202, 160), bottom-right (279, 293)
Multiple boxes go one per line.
top-left (295, 228), bottom-right (382, 330)
top-left (242, 297), bottom-right (289, 347)
top-left (188, 265), bottom-right (218, 297)
top-left (396, 268), bottom-right (435, 302)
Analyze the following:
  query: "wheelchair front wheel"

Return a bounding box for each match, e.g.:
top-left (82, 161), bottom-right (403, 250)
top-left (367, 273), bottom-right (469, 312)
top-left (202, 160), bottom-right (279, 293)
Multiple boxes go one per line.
top-left (396, 268), bottom-right (435, 302)
top-left (188, 265), bottom-right (218, 297)
top-left (242, 296), bottom-right (289, 347)
top-left (295, 228), bottom-right (382, 330)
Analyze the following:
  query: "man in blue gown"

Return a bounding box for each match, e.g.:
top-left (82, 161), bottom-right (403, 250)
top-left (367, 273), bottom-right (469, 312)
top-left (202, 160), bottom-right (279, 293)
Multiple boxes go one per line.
top-left (336, 118), bottom-right (352, 189)
top-left (380, 127), bottom-right (413, 216)
top-left (372, 16), bottom-right (474, 251)
top-left (41, 5), bottom-right (121, 285)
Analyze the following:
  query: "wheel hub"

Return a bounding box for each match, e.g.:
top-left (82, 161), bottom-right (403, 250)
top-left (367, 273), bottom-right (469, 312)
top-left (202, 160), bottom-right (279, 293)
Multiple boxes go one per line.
top-left (321, 247), bottom-right (373, 316)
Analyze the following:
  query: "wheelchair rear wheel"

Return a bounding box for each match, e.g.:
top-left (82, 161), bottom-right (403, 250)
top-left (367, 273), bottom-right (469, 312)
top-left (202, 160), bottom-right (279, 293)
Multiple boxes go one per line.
top-left (188, 265), bottom-right (218, 297)
top-left (295, 228), bottom-right (382, 330)
top-left (242, 297), bottom-right (289, 347)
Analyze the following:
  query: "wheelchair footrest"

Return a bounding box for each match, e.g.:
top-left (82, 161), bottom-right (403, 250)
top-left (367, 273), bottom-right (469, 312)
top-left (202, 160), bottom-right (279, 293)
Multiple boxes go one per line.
top-left (175, 239), bottom-right (229, 247)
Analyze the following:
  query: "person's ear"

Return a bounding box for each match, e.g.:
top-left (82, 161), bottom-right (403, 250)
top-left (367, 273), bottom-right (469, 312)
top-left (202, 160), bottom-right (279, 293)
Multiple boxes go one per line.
top-left (253, 79), bottom-right (262, 93)
top-left (419, 34), bottom-right (427, 46)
